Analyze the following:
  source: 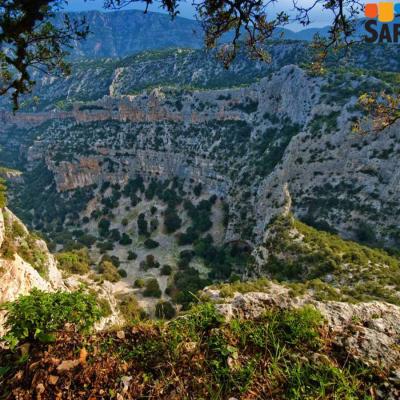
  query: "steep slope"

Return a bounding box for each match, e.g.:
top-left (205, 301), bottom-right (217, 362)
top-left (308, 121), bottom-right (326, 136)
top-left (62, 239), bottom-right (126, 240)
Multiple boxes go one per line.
top-left (252, 214), bottom-right (400, 305)
top-left (0, 207), bottom-right (64, 300)
top-left (0, 207), bottom-right (64, 336)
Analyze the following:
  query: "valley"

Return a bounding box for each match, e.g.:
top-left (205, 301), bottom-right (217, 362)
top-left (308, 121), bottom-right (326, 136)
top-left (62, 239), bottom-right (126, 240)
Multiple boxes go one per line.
top-left (1, 8), bottom-right (400, 399)
top-left (1, 44), bottom-right (400, 313)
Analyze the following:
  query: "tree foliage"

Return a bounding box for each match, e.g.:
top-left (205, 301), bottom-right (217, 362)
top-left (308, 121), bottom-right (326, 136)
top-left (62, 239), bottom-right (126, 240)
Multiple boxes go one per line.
top-left (0, 0), bottom-right (88, 110)
top-left (143, 278), bottom-right (162, 298)
top-left (1, 289), bottom-right (103, 348)
top-left (356, 92), bottom-right (400, 133)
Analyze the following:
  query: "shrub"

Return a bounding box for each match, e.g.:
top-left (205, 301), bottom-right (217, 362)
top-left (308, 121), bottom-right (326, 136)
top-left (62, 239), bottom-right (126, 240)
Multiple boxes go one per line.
top-left (0, 237), bottom-right (16, 260)
top-left (128, 251), bottom-right (137, 260)
top-left (222, 201), bottom-right (230, 226)
top-left (177, 258), bottom-right (189, 270)
top-left (56, 248), bottom-right (91, 275)
top-left (144, 238), bottom-right (159, 249)
top-left (109, 229), bottom-right (121, 242)
top-left (150, 218), bottom-right (159, 232)
top-left (130, 194), bottom-right (141, 207)
top-left (177, 227), bottom-right (199, 246)
top-left (171, 268), bottom-right (210, 309)
top-left (143, 278), bottom-right (162, 298)
top-left (164, 208), bottom-right (182, 233)
top-left (134, 278), bottom-right (145, 288)
top-left (177, 250), bottom-right (195, 269)
top-left (119, 233), bottom-right (132, 246)
top-left (194, 235), bottom-right (215, 259)
top-left (137, 214), bottom-right (149, 237)
top-left (98, 260), bottom-right (120, 283)
top-left (0, 299), bottom-right (379, 398)
top-left (155, 300), bottom-right (176, 319)
top-left (119, 233), bottom-right (133, 245)
top-left (101, 254), bottom-right (120, 268)
top-left (91, 210), bottom-right (101, 220)
top-left (185, 199), bottom-right (213, 233)
top-left (2, 289), bottom-right (103, 348)
top-left (96, 241), bottom-right (114, 253)
top-left (0, 178), bottom-right (7, 208)
top-left (356, 222), bottom-right (376, 243)
top-left (141, 254), bottom-right (160, 270)
top-left (216, 278), bottom-right (271, 298)
top-left (269, 305), bottom-right (323, 349)
top-left (161, 264), bottom-right (172, 275)
top-left (12, 220), bottom-right (26, 238)
top-left (61, 241), bottom-right (83, 252)
top-left (209, 194), bottom-right (217, 204)
top-left (150, 206), bottom-right (157, 215)
top-left (181, 249), bottom-right (195, 258)
top-left (193, 183), bottom-right (202, 196)
top-left (79, 234), bottom-right (96, 247)
top-left (96, 297), bottom-right (112, 317)
top-left (98, 218), bottom-right (111, 237)
top-left (117, 293), bottom-right (143, 322)
top-left (17, 236), bottom-right (48, 278)
top-left (118, 269), bottom-right (128, 278)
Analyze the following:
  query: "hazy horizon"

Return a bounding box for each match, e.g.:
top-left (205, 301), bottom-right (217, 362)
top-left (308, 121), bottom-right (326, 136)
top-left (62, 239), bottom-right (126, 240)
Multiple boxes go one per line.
top-left (64, 0), bottom-right (333, 32)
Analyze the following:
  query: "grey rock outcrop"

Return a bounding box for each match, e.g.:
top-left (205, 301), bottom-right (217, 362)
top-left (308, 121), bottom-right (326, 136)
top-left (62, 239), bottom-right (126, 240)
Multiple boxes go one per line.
top-left (204, 284), bottom-right (400, 374)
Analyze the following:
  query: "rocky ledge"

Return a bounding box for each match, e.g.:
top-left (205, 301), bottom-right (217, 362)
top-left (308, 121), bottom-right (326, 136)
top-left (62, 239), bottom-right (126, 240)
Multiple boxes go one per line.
top-left (205, 282), bottom-right (400, 386)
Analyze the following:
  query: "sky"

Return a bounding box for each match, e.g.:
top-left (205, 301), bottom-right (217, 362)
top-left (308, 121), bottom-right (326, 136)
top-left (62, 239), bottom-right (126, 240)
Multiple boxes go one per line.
top-left (64, 0), bottom-right (333, 31)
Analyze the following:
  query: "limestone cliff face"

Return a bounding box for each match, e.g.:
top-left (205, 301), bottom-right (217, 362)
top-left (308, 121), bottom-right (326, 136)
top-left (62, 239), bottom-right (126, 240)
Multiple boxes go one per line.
top-left (254, 105), bottom-right (400, 241)
top-left (1, 65), bottom-right (400, 245)
top-left (0, 209), bottom-right (64, 301)
top-left (0, 208), bottom-right (64, 337)
top-left (0, 82), bottom-right (256, 130)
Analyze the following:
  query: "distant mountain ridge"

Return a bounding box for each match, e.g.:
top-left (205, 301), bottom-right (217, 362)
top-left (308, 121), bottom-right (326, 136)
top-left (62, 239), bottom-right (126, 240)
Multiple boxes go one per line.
top-left (59, 9), bottom-right (346, 59)
top-left (60, 10), bottom-right (204, 58)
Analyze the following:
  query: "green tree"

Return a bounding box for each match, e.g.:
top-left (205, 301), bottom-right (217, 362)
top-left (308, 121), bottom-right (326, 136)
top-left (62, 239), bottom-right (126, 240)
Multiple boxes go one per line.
top-left (128, 250), bottom-right (138, 260)
top-left (143, 278), bottom-right (162, 298)
top-left (161, 264), bottom-right (172, 276)
top-left (137, 213), bottom-right (149, 237)
top-left (120, 232), bottom-right (133, 245)
top-left (98, 218), bottom-right (111, 237)
top-left (144, 238), bottom-right (159, 249)
top-left (164, 207), bottom-right (182, 233)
